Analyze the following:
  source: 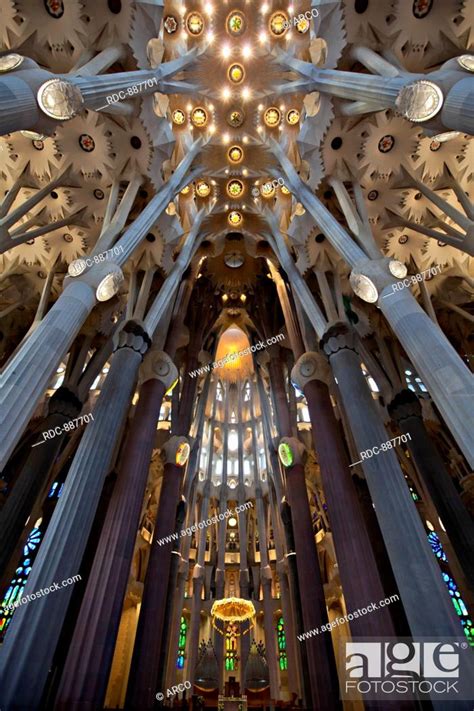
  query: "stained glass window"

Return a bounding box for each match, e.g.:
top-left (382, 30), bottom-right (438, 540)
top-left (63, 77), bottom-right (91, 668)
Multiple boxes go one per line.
top-left (225, 623), bottom-right (238, 671)
top-left (277, 616), bottom-right (288, 671)
top-left (0, 523), bottom-right (43, 640)
top-left (176, 616), bottom-right (188, 669)
top-left (427, 530), bottom-right (474, 644)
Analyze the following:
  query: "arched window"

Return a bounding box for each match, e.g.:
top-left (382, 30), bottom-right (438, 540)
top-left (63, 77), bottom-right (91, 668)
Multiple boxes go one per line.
top-left (176, 616), bottom-right (188, 669)
top-left (216, 381), bottom-right (224, 401)
top-left (276, 616), bottom-right (288, 671)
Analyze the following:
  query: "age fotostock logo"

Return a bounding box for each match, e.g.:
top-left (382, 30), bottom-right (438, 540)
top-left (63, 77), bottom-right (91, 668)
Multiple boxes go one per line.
top-left (342, 639), bottom-right (473, 701)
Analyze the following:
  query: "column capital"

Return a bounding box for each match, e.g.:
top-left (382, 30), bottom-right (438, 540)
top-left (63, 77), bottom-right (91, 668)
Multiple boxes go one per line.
top-left (162, 435), bottom-right (191, 466)
top-left (47, 385), bottom-right (83, 418)
top-left (320, 322), bottom-right (358, 359)
top-left (387, 388), bottom-right (422, 423)
top-left (291, 351), bottom-right (331, 389)
top-left (260, 564), bottom-right (273, 582)
top-left (139, 348), bottom-right (178, 389)
top-left (113, 319), bottom-right (152, 357)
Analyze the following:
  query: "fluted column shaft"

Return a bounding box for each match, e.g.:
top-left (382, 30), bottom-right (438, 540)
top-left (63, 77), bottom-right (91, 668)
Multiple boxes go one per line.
top-left (285, 457), bottom-right (341, 711)
top-left (126, 458), bottom-right (185, 709)
top-left (389, 390), bottom-right (474, 591)
top-left (0, 279), bottom-right (97, 465)
top-left (322, 325), bottom-right (465, 640)
top-left (295, 364), bottom-right (395, 637)
top-left (54, 371), bottom-right (173, 709)
top-left (0, 331), bottom-right (148, 710)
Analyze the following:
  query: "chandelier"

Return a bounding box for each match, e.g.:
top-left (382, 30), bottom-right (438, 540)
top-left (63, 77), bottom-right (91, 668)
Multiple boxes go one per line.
top-left (211, 598), bottom-right (256, 636)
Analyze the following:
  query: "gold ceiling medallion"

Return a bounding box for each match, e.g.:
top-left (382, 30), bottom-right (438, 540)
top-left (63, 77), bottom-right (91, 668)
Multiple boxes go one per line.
top-left (226, 108), bottom-right (245, 127)
top-left (228, 63), bottom-right (245, 84)
top-left (227, 179), bottom-right (244, 198)
top-left (227, 11), bottom-right (246, 36)
top-left (0, 53), bottom-right (24, 73)
top-left (172, 108), bottom-right (186, 125)
top-left (186, 12), bottom-right (204, 36)
top-left (264, 107), bottom-right (281, 127)
top-left (36, 79), bottom-right (84, 120)
top-left (180, 185), bottom-right (192, 195)
top-left (269, 12), bottom-right (289, 37)
top-left (286, 109), bottom-right (300, 125)
top-left (228, 145), bottom-right (243, 163)
top-left (228, 211), bottom-right (243, 226)
top-left (191, 107), bottom-right (208, 127)
top-left (196, 180), bottom-right (211, 197)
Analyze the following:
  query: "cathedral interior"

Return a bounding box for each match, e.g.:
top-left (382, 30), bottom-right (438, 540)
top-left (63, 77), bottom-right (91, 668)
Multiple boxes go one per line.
top-left (0, 0), bottom-right (473, 709)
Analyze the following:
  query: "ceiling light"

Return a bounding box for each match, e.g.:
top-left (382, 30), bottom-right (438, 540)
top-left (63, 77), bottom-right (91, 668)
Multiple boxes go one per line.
top-left (227, 179), bottom-right (244, 198)
top-left (227, 11), bottom-right (246, 36)
top-left (258, 30), bottom-right (268, 44)
top-left (241, 87), bottom-right (251, 100)
top-left (242, 136), bottom-right (248, 143)
top-left (221, 43), bottom-right (232, 59)
top-left (228, 516), bottom-right (238, 527)
top-left (269, 11), bottom-right (288, 36)
top-left (228, 211), bottom-right (243, 226)
top-left (223, 133), bottom-right (230, 144)
top-left (222, 293), bottom-right (229, 302)
top-left (264, 106), bottom-right (281, 127)
top-left (242, 43), bottom-right (252, 58)
top-left (204, 2), bottom-right (213, 17)
top-left (286, 109), bottom-right (300, 125)
top-left (196, 180), bottom-right (211, 197)
top-left (186, 11), bottom-right (204, 36)
top-left (228, 63), bottom-right (245, 84)
top-left (260, 2), bottom-right (269, 14)
top-left (228, 145), bottom-right (244, 163)
top-left (172, 108), bottom-right (186, 125)
top-left (226, 108), bottom-right (245, 127)
top-left (221, 87), bottom-right (231, 100)
top-left (191, 106), bottom-right (208, 127)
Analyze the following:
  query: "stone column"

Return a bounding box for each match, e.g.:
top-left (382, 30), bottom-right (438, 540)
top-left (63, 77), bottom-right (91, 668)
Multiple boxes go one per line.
top-left (0, 264), bottom-right (119, 465)
top-left (291, 352), bottom-right (396, 637)
top-left (321, 322), bottom-right (466, 640)
top-left (0, 321), bottom-right (150, 711)
top-left (126, 436), bottom-right (191, 710)
top-left (350, 257), bottom-right (474, 470)
top-left (55, 351), bottom-right (177, 711)
top-left (0, 386), bottom-right (82, 576)
top-left (1, 146), bottom-right (203, 464)
top-left (388, 389), bottom-right (474, 591)
top-left (280, 438), bottom-right (341, 711)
